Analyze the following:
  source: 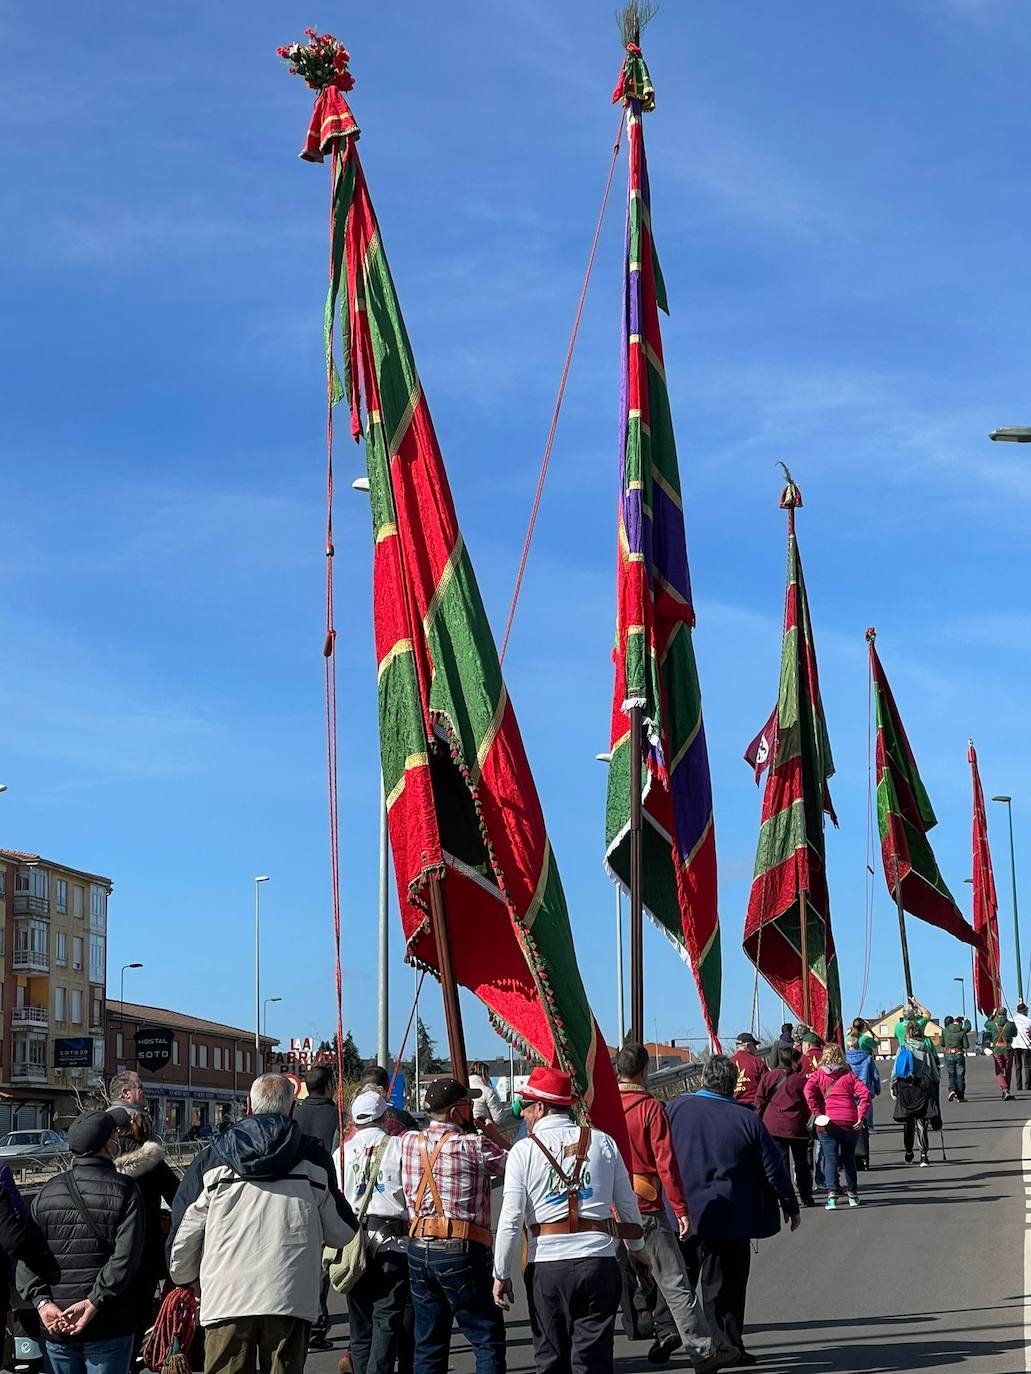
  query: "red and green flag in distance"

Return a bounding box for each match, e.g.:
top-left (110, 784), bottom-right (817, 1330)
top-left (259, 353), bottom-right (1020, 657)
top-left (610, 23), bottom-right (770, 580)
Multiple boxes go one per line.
top-left (969, 741), bottom-right (1002, 1015)
top-left (603, 38), bottom-right (721, 1048)
top-left (742, 477), bottom-right (842, 1041)
top-left (867, 630), bottom-right (985, 952)
top-left (302, 75), bottom-right (627, 1145)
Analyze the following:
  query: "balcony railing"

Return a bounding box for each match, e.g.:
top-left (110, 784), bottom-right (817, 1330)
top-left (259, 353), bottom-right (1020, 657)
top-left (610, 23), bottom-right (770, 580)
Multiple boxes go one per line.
top-left (12, 950), bottom-right (49, 974)
top-left (13, 894), bottom-right (50, 918)
top-left (11, 1006), bottom-right (49, 1030)
top-left (11, 1063), bottom-right (47, 1083)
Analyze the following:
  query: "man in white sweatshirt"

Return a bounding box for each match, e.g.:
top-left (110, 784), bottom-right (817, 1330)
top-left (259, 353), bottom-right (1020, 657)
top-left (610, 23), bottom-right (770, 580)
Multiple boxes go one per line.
top-left (1013, 1003), bottom-right (1031, 1091)
top-left (336, 1091), bottom-right (410, 1374)
top-left (492, 1067), bottom-right (651, 1374)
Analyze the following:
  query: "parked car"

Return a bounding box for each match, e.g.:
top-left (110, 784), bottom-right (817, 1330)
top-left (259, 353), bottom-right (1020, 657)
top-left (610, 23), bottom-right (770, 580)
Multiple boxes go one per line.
top-left (0, 1129), bottom-right (69, 1161)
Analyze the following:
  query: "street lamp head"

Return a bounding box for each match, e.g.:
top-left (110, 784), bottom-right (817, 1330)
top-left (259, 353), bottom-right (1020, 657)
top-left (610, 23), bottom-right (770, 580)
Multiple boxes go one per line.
top-left (128, 962), bottom-right (143, 970)
top-left (595, 752), bottom-right (612, 763)
top-left (352, 477), bottom-right (371, 492)
top-left (268, 996), bottom-right (282, 1004)
top-left (0, 785), bottom-right (8, 793)
top-left (991, 795), bottom-right (1012, 804)
top-left (255, 875), bottom-right (270, 884)
top-left (989, 427), bottom-right (1031, 443)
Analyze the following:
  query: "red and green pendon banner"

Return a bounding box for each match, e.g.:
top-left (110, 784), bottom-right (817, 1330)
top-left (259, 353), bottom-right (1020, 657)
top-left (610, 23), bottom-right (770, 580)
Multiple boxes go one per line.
top-left (868, 631), bottom-right (985, 952)
top-left (969, 741), bottom-right (1002, 1015)
top-left (743, 479), bottom-right (842, 1041)
top-left (604, 42), bottom-right (721, 1048)
top-left (301, 82), bottom-right (625, 1142)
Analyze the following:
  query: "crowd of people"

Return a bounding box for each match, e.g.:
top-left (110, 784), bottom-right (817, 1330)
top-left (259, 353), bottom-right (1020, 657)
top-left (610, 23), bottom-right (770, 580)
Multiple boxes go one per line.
top-left (0, 1004), bottom-right (1013, 1374)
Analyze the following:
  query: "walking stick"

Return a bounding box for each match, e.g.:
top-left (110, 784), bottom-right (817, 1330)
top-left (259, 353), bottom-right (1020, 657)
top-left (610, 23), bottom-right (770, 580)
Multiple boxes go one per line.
top-left (940, 1119), bottom-right (948, 1163)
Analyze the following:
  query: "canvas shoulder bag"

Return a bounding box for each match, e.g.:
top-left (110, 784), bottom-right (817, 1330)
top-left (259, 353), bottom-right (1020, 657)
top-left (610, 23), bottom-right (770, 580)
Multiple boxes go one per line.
top-left (327, 1138), bottom-right (391, 1295)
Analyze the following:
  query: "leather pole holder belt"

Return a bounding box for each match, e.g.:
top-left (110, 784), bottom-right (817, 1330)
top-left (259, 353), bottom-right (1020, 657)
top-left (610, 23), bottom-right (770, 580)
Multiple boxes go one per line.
top-left (530, 1217), bottom-right (644, 1240)
top-left (409, 1215), bottom-right (493, 1248)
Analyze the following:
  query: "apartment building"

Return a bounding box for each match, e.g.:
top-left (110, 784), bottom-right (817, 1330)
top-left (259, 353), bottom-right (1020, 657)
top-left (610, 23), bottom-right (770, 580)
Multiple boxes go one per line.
top-left (105, 1000), bottom-right (277, 1137)
top-left (0, 850), bottom-right (111, 1131)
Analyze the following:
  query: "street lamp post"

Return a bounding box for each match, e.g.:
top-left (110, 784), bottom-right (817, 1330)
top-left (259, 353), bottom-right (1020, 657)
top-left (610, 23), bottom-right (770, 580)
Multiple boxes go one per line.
top-left (263, 996), bottom-right (282, 1038)
top-left (596, 752), bottom-right (625, 1046)
top-left (119, 963), bottom-right (143, 1068)
top-left (953, 976), bottom-right (966, 1024)
top-left (354, 476), bottom-right (391, 1071)
top-left (989, 427), bottom-right (1031, 443)
top-left (991, 796), bottom-right (1022, 1003)
top-left (254, 877), bottom-right (270, 1073)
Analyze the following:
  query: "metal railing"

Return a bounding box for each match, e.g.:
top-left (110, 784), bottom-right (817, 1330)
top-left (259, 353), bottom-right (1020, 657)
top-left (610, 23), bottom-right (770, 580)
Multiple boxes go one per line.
top-left (11, 1006), bottom-right (49, 1028)
top-left (12, 950), bottom-right (49, 974)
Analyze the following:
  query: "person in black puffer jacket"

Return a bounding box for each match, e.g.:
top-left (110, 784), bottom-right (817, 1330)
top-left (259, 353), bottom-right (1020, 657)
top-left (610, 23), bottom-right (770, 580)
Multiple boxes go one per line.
top-left (0, 1160), bottom-right (57, 1337)
top-left (114, 1112), bottom-right (179, 1343)
top-left (17, 1107), bottom-right (145, 1374)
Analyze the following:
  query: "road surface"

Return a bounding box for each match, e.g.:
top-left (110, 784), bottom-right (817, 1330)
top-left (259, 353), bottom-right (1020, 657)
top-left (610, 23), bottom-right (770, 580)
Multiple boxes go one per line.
top-left (309, 1055), bottom-right (1029, 1372)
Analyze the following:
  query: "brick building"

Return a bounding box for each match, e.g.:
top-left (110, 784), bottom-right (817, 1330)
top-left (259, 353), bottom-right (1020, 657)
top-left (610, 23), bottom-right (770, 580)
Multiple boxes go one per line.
top-left (0, 850), bottom-right (111, 1131)
top-left (106, 1000), bottom-right (278, 1137)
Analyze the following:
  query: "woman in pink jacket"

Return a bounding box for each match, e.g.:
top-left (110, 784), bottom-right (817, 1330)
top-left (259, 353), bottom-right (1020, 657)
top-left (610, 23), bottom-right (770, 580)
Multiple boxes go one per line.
top-left (804, 1044), bottom-right (872, 1211)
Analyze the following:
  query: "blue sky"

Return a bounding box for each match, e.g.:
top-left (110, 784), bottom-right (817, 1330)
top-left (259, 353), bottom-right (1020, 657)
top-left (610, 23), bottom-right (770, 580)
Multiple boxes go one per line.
top-left (3, 1), bottom-right (1031, 1061)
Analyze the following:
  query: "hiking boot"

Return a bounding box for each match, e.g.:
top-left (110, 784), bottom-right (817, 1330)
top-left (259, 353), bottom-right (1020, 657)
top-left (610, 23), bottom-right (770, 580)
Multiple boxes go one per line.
top-left (825, 1194), bottom-right (838, 1210)
top-left (648, 1335), bottom-right (682, 1365)
top-left (904, 1151), bottom-right (914, 1163)
top-left (920, 1155), bottom-right (929, 1167)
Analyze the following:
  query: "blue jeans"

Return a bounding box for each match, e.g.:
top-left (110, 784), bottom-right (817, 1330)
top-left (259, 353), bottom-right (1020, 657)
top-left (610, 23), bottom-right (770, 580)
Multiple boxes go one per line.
top-left (819, 1124), bottom-right (859, 1195)
top-left (44, 1336), bottom-right (134, 1374)
top-left (946, 1053), bottom-right (966, 1098)
top-left (408, 1242), bottom-right (505, 1374)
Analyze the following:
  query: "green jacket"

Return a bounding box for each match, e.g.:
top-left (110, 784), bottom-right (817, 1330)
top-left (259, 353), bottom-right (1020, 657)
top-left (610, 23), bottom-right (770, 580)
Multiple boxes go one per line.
top-left (985, 1017), bottom-right (1017, 1051)
top-left (894, 1014), bottom-right (928, 1046)
top-left (858, 1032), bottom-right (878, 1055)
top-left (941, 1021), bottom-right (970, 1051)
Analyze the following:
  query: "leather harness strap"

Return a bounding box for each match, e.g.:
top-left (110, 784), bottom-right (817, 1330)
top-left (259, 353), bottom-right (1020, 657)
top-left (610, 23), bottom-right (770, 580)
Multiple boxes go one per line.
top-left (526, 1126), bottom-right (641, 1240)
top-left (408, 1132), bottom-right (493, 1249)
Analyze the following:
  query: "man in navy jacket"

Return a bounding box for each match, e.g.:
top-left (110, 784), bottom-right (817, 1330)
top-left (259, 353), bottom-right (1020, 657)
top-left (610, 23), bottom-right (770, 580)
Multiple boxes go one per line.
top-left (667, 1055), bottom-right (800, 1366)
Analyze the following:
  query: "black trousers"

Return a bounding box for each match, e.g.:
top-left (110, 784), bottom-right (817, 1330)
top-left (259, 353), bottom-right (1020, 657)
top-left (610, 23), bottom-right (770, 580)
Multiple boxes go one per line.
top-left (681, 1236), bottom-right (751, 1356)
top-left (348, 1252), bottom-right (410, 1374)
top-left (1015, 1047), bottom-right (1031, 1090)
top-left (774, 1137), bottom-right (813, 1204)
top-left (526, 1257), bottom-right (622, 1374)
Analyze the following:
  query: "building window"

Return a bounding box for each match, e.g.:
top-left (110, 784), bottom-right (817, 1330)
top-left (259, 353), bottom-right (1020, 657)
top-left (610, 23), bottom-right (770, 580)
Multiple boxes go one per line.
top-left (197, 1045), bottom-right (208, 1069)
top-left (72, 885), bottom-right (84, 919)
top-left (56, 932), bottom-right (68, 966)
top-left (54, 987), bottom-right (66, 1022)
top-left (89, 885), bottom-right (107, 931)
top-left (91, 989), bottom-right (103, 1027)
top-left (72, 936), bottom-right (83, 970)
top-left (0, 928), bottom-right (4, 957)
top-left (116, 1032), bottom-right (124, 1057)
top-left (212, 1047), bottom-right (221, 1071)
top-left (27, 869), bottom-right (48, 901)
top-left (172, 1039), bottom-right (180, 1066)
top-left (0, 870), bottom-right (5, 897)
top-left (89, 935), bottom-right (105, 983)
top-left (16, 922), bottom-right (48, 956)
top-left (235, 1049), bottom-right (243, 1073)
top-left (93, 1038), bottom-right (104, 1069)
top-left (245, 1051), bottom-right (252, 1074)
top-left (14, 869), bottom-right (28, 894)
top-left (71, 990), bottom-right (83, 1025)
top-left (55, 880), bottom-right (68, 913)
top-left (190, 1042), bottom-right (196, 1068)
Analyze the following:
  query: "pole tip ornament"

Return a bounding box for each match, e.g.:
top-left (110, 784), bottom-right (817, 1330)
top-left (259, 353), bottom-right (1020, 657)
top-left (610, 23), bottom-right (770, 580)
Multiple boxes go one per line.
top-left (613, 3), bottom-right (657, 109)
top-left (277, 29), bottom-right (360, 161)
top-left (777, 461), bottom-right (803, 510)
top-left (865, 627), bottom-right (877, 644)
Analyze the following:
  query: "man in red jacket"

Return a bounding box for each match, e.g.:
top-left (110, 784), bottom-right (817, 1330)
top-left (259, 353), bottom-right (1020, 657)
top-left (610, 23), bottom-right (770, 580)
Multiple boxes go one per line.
top-left (730, 1033), bottom-right (768, 1108)
top-left (617, 1045), bottom-right (731, 1373)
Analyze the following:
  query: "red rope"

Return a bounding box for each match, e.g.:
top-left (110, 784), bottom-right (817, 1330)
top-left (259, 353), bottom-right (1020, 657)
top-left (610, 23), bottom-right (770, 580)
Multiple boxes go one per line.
top-left (498, 113), bottom-right (625, 665)
top-left (141, 1288), bottom-right (197, 1372)
top-left (324, 143), bottom-right (347, 1148)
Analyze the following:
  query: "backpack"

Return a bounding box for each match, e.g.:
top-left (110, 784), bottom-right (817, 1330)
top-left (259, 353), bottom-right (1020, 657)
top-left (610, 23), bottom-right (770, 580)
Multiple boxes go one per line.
top-left (327, 1137), bottom-right (390, 1295)
top-left (894, 1044), bottom-right (915, 1080)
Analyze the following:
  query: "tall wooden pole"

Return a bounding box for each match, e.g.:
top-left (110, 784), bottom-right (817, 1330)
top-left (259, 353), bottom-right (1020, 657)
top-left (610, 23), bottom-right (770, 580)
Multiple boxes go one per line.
top-left (427, 875), bottom-right (469, 1085)
top-left (629, 704), bottom-right (645, 1043)
top-left (799, 888), bottom-right (811, 1028)
top-left (891, 853), bottom-right (914, 1001)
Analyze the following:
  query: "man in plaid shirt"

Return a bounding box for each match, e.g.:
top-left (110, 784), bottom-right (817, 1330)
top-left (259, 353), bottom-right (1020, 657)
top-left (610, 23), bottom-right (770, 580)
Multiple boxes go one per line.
top-left (400, 1078), bottom-right (510, 1374)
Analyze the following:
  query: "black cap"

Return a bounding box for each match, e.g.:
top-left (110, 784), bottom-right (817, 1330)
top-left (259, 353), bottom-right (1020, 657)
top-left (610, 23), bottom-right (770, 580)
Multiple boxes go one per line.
top-left (736, 1032), bottom-right (758, 1046)
top-left (68, 1107), bottom-right (130, 1156)
top-left (424, 1079), bottom-right (481, 1112)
